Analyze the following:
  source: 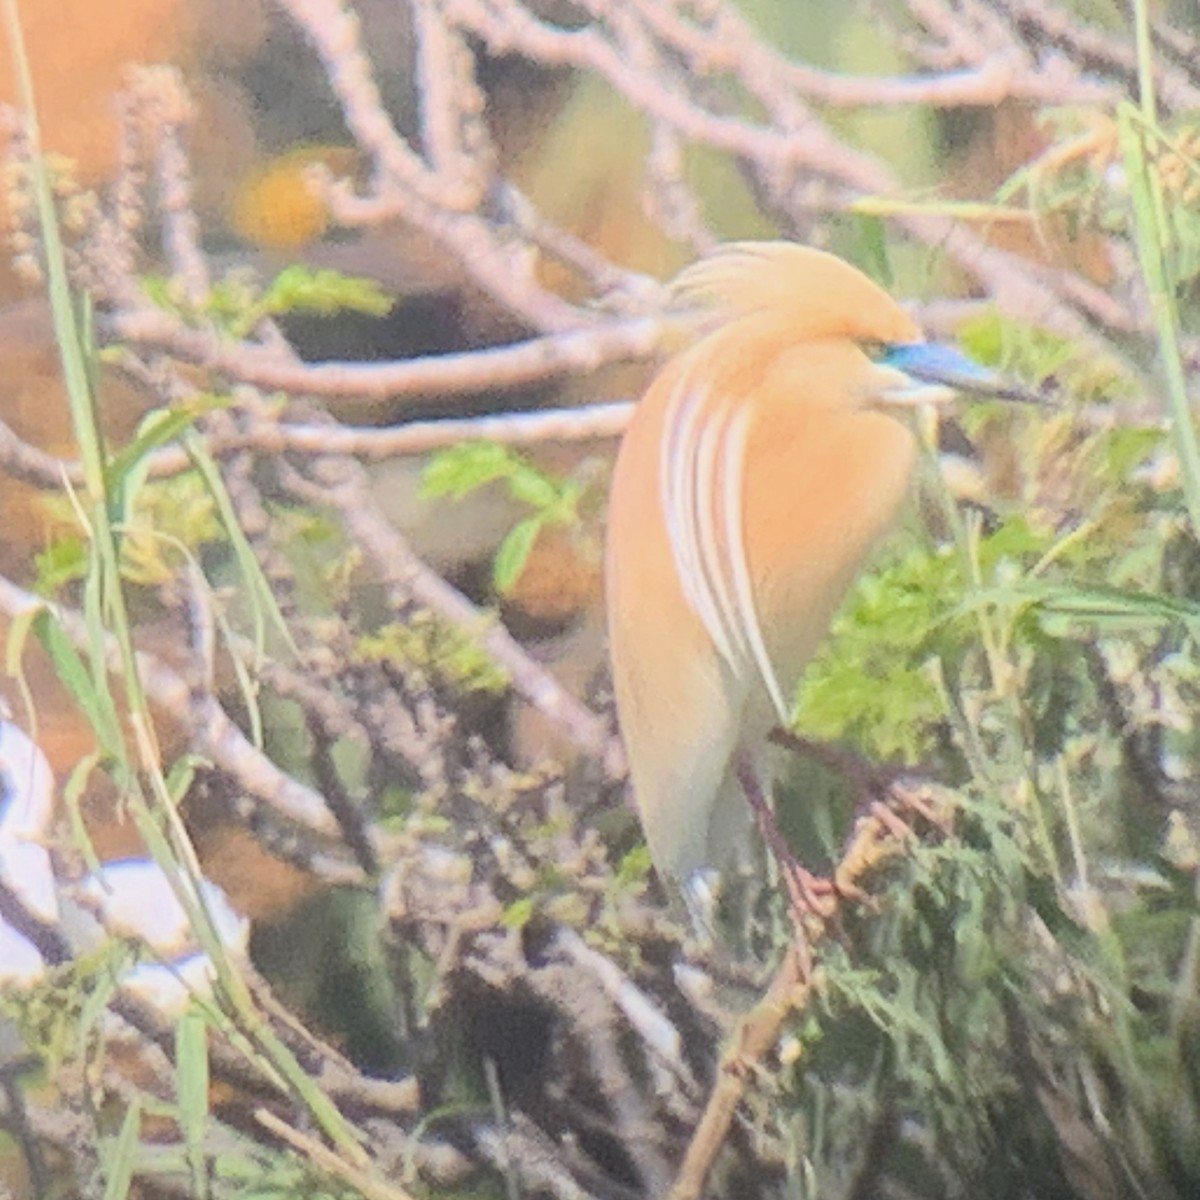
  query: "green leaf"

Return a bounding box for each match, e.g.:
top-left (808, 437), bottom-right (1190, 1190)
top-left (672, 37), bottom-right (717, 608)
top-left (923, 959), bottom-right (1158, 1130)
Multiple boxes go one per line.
top-left (101, 1095), bottom-right (142, 1200)
top-left (62, 751), bottom-right (104, 875)
top-left (203, 272), bottom-right (261, 329)
top-left (356, 614), bottom-right (508, 694)
top-left (165, 754), bottom-right (206, 806)
top-left (176, 1012), bottom-right (211, 1200)
top-left (493, 515), bottom-right (544, 594)
top-left (106, 395), bottom-right (230, 501)
top-left (140, 273), bottom-right (176, 313)
top-left (615, 844), bottom-right (652, 887)
top-left (544, 478), bottom-right (583, 525)
top-left (31, 608), bottom-right (123, 760)
top-left (184, 428), bottom-right (298, 667)
top-left (1117, 100), bottom-right (1200, 540)
top-left (33, 534), bottom-right (89, 595)
top-left (420, 442), bottom-right (516, 500)
top-left (260, 265), bottom-right (393, 320)
top-left (502, 896), bottom-right (535, 929)
top-left (505, 462), bottom-right (562, 510)
top-left (993, 581), bottom-right (1200, 635)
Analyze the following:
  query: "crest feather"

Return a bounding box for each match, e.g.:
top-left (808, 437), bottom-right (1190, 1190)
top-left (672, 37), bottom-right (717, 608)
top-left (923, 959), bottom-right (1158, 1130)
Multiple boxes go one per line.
top-left (672, 241), bottom-right (920, 345)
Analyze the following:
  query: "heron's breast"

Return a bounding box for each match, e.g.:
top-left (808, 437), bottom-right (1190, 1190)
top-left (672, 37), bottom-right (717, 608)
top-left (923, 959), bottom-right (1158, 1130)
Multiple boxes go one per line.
top-left (742, 404), bottom-right (917, 684)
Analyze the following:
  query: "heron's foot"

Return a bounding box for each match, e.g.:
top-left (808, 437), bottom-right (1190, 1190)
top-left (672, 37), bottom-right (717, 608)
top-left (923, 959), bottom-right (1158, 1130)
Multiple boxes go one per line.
top-left (782, 862), bottom-right (837, 921)
top-left (833, 780), bottom-right (955, 898)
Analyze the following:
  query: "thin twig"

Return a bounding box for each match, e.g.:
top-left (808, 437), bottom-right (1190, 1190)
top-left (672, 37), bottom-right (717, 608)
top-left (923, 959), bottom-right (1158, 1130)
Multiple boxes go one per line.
top-left (0, 573), bottom-right (362, 865)
top-left (667, 944), bottom-right (804, 1200)
top-left (280, 457), bottom-right (627, 779)
top-left (107, 307), bottom-right (667, 400)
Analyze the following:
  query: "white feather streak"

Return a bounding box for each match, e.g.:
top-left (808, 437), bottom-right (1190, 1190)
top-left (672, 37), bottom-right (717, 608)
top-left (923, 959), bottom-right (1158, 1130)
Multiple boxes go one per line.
top-left (660, 376), bottom-right (788, 720)
top-left (661, 383), bottom-right (743, 670)
top-left (719, 406), bottom-right (789, 722)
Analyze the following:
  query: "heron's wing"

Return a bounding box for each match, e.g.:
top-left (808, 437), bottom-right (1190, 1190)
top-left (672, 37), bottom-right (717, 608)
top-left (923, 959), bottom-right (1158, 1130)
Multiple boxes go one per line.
top-left (659, 370), bottom-right (789, 724)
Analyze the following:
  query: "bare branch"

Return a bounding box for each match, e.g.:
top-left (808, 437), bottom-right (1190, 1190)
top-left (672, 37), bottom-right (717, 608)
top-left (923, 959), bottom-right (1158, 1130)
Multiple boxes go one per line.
top-left (278, 456), bottom-right (627, 779)
top-left (106, 306), bottom-right (667, 401)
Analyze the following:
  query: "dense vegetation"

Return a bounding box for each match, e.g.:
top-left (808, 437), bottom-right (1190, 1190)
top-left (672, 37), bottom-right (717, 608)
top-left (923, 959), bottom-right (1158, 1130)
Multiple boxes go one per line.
top-left (1, 1), bottom-right (1200, 1197)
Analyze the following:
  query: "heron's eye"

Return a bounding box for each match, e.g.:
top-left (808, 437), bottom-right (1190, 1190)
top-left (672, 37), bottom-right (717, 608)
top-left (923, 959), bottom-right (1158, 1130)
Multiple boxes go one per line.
top-left (860, 339), bottom-right (889, 362)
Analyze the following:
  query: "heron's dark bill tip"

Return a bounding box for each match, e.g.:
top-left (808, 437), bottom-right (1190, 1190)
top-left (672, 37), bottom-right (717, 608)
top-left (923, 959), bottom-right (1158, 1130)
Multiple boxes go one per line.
top-left (883, 341), bottom-right (1051, 407)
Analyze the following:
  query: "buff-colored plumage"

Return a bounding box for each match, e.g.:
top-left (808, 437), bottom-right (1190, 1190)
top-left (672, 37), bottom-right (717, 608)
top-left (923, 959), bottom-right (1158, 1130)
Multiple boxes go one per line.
top-left (605, 242), bottom-right (943, 910)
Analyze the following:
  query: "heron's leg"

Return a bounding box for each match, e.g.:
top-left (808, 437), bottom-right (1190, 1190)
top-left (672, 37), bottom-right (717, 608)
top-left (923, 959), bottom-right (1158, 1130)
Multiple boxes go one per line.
top-left (769, 731), bottom-right (952, 889)
top-left (732, 750), bottom-right (833, 924)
